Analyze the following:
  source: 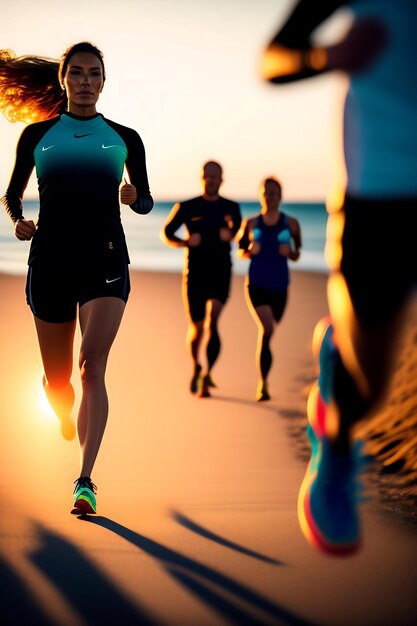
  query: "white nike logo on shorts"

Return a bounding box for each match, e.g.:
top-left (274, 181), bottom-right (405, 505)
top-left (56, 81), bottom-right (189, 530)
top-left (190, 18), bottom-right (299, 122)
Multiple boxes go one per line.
top-left (42, 145), bottom-right (55, 151)
top-left (106, 277), bottom-right (122, 283)
top-left (102, 144), bottom-right (119, 149)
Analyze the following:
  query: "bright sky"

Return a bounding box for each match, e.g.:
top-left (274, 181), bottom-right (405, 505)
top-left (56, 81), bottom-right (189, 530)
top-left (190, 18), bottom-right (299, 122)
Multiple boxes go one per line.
top-left (0, 0), bottom-right (350, 201)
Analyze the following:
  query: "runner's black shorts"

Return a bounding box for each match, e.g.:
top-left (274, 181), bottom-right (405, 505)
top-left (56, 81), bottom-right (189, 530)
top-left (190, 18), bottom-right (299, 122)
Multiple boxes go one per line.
top-left (338, 195), bottom-right (417, 329)
top-left (26, 261), bottom-right (130, 323)
top-left (183, 266), bottom-right (231, 322)
top-left (246, 280), bottom-right (288, 323)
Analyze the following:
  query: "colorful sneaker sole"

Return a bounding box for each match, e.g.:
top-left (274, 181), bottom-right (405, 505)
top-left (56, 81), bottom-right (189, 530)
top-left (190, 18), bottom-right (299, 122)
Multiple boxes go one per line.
top-left (71, 496), bottom-right (96, 515)
top-left (298, 472), bottom-right (359, 556)
top-left (299, 381), bottom-right (360, 556)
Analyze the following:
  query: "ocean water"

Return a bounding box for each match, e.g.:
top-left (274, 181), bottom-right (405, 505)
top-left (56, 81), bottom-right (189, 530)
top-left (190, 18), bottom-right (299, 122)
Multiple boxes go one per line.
top-left (0, 200), bottom-right (328, 275)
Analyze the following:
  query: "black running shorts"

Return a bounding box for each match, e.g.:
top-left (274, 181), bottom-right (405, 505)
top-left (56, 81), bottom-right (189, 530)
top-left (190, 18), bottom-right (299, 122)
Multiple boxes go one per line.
top-left (183, 266), bottom-right (231, 323)
top-left (246, 282), bottom-right (288, 322)
top-left (339, 195), bottom-right (417, 328)
top-left (26, 261), bottom-right (130, 323)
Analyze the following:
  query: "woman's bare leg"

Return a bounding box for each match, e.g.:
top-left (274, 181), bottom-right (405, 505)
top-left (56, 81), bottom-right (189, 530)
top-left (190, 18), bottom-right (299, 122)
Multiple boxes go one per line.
top-left (77, 297), bottom-right (125, 478)
top-left (246, 301), bottom-right (275, 400)
top-left (34, 316), bottom-right (76, 439)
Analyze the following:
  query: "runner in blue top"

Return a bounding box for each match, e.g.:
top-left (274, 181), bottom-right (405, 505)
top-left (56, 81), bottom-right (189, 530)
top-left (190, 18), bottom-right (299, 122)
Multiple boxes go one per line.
top-left (237, 177), bottom-right (301, 401)
top-left (261, 0), bottom-right (417, 554)
top-left (1, 42), bottom-right (153, 515)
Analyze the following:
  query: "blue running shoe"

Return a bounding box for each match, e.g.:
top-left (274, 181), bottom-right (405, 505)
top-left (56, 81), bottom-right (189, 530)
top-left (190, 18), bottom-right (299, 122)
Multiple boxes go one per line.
top-left (299, 387), bottom-right (363, 555)
top-left (299, 437), bottom-right (361, 555)
top-left (298, 318), bottom-right (362, 555)
top-left (71, 476), bottom-right (97, 515)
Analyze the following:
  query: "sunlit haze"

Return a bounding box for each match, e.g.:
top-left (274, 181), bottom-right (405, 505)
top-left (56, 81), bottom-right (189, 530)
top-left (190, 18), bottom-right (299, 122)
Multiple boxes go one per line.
top-left (1, 0), bottom-right (351, 201)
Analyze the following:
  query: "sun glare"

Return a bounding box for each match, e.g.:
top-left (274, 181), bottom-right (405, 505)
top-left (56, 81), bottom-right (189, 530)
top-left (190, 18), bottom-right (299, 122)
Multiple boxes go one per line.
top-left (39, 385), bottom-right (58, 421)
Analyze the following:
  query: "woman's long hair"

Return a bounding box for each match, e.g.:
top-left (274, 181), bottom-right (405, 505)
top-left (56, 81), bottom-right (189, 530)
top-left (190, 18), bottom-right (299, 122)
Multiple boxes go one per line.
top-left (0, 49), bottom-right (64, 123)
top-left (0, 42), bottom-right (105, 124)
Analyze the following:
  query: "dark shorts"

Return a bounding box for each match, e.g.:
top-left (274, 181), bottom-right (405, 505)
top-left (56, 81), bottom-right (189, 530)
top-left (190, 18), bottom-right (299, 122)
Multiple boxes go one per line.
top-left (247, 282), bottom-right (288, 322)
top-left (339, 195), bottom-right (417, 328)
top-left (26, 261), bottom-right (130, 323)
top-left (183, 267), bottom-right (231, 323)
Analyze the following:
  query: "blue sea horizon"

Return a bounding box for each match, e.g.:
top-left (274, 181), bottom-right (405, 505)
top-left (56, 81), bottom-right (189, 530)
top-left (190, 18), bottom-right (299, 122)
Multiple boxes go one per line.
top-left (0, 199), bottom-right (328, 276)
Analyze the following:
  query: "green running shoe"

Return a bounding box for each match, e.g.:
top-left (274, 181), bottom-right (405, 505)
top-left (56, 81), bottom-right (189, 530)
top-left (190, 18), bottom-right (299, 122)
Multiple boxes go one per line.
top-left (71, 476), bottom-right (97, 515)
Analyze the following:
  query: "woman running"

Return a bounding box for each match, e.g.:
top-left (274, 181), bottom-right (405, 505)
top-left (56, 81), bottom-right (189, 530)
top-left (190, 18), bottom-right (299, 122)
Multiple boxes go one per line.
top-left (1, 42), bottom-right (153, 515)
top-left (237, 177), bottom-right (301, 401)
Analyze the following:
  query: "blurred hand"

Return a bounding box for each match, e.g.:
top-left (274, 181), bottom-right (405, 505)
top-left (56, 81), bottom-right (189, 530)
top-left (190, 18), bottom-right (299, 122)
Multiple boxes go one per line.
top-left (187, 233), bottom-right (202, 247)
top-left (15, 218), bottom-right (36, 241)
top-left (249, 241), bottom-right (261, 256)
top-left (219, 227), bottom-right (233, 242)
top-left (120, 178), bottom-right (137, 205)
top-left (278, 243), bottom-right (291, 257)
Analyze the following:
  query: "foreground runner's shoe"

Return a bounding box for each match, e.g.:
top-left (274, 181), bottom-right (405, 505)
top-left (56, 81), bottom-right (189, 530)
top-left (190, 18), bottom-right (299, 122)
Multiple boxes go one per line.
top-left (298, 432), bottom-right (362, 555)
top-left (190, 363), bottom-right (202, 394)
top-left (71, 476), bottom-right (97, 515)
top-left (256, 380), bottom-right (270, 402)
top-left (298, 318), bottom-right (361, 555)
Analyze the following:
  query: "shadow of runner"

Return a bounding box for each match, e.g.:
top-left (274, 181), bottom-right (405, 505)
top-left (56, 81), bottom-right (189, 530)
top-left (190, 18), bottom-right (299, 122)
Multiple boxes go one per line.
top-left (171, 510), bottom-right (284, 565)
top-left (208, 394), bottom-right (279, 415)
top-left (85, 516), bottom-right (318, 626)
top-left (28, 521), bottom-right (159, 626)
top-left (0, 556), bottom-right (55, 626)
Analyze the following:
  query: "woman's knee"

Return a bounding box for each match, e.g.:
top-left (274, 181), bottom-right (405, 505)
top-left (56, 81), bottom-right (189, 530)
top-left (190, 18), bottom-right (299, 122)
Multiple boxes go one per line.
top-left (79, 351), bottom-right (106, 383)
top-left (45, 372), bottom-right (72, 390)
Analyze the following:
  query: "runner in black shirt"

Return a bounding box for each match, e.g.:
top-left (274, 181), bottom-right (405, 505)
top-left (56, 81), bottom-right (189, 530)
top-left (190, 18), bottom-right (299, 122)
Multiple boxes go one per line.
top-left (161, 161), bottom-right (241, 397)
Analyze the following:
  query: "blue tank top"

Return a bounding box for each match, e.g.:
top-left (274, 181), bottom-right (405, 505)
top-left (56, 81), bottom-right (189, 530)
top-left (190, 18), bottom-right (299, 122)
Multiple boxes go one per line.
top-left (249, 213), bottom-right (290, 291)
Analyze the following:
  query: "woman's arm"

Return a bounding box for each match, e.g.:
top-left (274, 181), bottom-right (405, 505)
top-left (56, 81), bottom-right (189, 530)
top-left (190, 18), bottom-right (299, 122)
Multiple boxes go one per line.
top-left (110, 122), bottom-right (153, 214)
top-left (2, 125), bottom-right (36, 224)
top-left (236, 217), bottom-right (258, 259)
top-left (288, 216), bottom-right (302, 261)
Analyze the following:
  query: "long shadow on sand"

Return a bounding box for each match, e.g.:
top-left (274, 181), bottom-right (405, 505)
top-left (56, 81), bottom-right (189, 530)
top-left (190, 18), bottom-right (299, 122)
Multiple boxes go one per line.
top-left (208, 394), bottom-right (280, 415)
top-left (0, 555), bottom-right (56, 626)
top-left (171, 510), bottom-right (284, 565)
top-left (27, 521), bottom-right (159, 626)
top-left (84, 516), bottom-right (318, 626)
top-left (205, 394), bottom-right (308, 425)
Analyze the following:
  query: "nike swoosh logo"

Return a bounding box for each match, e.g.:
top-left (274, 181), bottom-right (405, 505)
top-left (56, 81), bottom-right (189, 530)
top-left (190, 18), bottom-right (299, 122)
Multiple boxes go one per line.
top-left (42, 145), bottom-right (55, 151)
top-left (106, 277), bottom-right (122, 283)
top-left (74, 133), bottom-right (92, 138)
top-left (102, 144), bottom-right (120, 149)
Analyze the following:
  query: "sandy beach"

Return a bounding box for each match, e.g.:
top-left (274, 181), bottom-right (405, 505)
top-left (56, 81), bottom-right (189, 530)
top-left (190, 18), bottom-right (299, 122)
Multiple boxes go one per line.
top-left (1, 268), bottom-right (416, 626)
